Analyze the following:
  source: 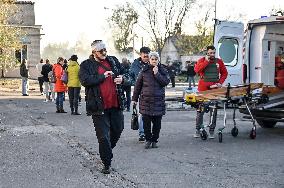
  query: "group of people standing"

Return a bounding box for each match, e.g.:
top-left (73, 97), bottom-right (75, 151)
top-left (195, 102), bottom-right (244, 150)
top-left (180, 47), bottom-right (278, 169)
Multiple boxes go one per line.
top-left (35, 55), bottom-right (82, 115)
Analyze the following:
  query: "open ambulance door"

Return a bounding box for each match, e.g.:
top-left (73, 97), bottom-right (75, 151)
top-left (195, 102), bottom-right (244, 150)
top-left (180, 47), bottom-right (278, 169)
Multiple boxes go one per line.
top-left (214, 20), bottom-right (244, 85)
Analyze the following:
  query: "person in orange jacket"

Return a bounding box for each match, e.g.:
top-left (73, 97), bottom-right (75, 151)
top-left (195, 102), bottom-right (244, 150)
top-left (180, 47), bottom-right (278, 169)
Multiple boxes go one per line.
top-left (193, 45), bottom-right (228, 139)
top-left (53, 57), bottom-right (67, 113)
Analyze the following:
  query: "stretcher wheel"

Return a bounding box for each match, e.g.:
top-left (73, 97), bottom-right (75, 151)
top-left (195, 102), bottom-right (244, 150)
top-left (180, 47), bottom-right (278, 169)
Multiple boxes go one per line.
top-left (200, 130), bottom-right (208, 140)
top-left (231, 127), bottom-right (238, 137)
top-left (218, 132), bottom-right (222, 143)
top-left (250, 129), bottom-right (256, 139)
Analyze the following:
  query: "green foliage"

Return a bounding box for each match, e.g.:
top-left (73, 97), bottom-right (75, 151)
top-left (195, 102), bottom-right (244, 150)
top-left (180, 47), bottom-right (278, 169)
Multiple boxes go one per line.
top-left (0, 0), bottom-right (23, 75)
top-left (109, 3), bottom-right (138, 52)
top-left (175, 9), bottom-right (213, 55)
top-left (270, 7), bottom-right (284, 16)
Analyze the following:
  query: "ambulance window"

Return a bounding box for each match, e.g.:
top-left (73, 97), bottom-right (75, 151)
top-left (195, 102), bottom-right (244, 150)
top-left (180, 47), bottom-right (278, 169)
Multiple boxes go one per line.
top-left (217, 38), bottom-right (239, 66)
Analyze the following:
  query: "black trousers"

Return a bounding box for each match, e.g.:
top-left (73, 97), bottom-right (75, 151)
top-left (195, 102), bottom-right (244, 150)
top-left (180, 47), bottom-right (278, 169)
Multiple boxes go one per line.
top-left (142, 115), bottom-right (162, 143)
top-left (170, 76), bottom-right (175, 87)
top-left (38, 77), bottom-right (44, 93)
top-left (68, 87), bottom-right (81, 111)
top-left (92, 108), bottom-right (124, 166)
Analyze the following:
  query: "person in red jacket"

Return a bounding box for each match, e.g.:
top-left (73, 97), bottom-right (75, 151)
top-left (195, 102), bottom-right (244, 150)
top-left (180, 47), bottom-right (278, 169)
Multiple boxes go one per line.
top-left (193, 45), bottom-right (228, 138)
top-left (53, 57), bottom-right (67, 113)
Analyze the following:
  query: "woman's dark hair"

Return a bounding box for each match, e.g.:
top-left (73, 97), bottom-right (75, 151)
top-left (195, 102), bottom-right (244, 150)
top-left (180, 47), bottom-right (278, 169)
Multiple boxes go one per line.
top-left (21, 59), bottom-right (27, 65)
top-left (70, 55), bottom-right (78, 61)
top-left (57, 57), bottom-right (64, 63)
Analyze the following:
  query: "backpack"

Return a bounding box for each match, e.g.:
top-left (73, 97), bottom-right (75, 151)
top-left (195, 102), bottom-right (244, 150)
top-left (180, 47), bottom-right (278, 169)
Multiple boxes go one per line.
top-left (48, 68), bottom-right (56, 83)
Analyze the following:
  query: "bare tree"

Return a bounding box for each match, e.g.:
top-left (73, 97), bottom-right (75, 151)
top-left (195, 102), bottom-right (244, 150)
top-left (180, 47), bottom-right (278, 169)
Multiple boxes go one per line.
top-left (270, 7), bottom-right (284, 16)
top-left (137, 0), bottom-right (195, 54)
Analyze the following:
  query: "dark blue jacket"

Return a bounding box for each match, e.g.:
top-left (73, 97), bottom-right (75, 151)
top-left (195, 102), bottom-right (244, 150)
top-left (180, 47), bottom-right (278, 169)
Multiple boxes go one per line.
top-left (129, 57), bottom-right (147, 85)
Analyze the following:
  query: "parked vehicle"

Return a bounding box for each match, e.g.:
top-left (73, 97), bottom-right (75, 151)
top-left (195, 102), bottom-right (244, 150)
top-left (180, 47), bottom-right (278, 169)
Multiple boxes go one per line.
top-left (214, 15), bottom-right (284, 128)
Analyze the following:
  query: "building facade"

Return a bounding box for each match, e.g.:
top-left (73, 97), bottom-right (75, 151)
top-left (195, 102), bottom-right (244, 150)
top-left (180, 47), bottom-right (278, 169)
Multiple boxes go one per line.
top-left (5, 1), bottom-right (42, 79)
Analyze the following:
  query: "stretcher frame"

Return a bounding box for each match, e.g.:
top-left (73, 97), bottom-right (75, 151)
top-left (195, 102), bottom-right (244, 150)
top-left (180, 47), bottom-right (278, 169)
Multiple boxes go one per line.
top-left (184, 83), bottom-right (264, 142)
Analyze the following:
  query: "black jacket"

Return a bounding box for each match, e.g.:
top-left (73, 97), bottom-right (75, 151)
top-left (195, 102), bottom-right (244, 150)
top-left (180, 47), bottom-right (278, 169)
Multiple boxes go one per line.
top-left (20, 64), bottom-right (28, 78)
top-left (167, 65), bottom-right (176, 78)
top-left (79, 56), bottom-right (131, 116)
top-left (187, 64), bottom-right (196, 77)
top-left (41, 64), bottom-right (53, 82)
top-left (132, 64), bottom-right (170, 116)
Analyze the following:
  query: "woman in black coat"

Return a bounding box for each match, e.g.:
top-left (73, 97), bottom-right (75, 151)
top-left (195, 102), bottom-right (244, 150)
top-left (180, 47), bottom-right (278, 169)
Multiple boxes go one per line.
top-left (132, 52), bottom-right (170, 149)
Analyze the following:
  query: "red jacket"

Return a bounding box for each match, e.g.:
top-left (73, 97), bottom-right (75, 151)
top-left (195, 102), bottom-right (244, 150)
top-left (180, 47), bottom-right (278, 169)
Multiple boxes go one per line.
top-left (194, 57), bottom-right (228, 91)
top-left (53, 64), bottom-right (67, 92)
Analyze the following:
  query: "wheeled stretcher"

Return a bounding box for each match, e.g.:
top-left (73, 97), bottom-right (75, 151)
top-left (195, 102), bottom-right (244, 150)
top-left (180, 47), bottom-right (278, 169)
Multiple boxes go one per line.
top-left (184, 83), bottom-right (264, 142)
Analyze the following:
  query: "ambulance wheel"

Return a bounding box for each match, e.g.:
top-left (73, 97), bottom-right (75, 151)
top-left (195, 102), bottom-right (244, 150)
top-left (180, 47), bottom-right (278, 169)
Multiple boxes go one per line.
top-left (231, 127), bottom-right (238, 137)
top-left (218, 132), bottom-right (223, 143)
top-left (250, 129), bottom-right (256, 139)
top-left (200, 130), bottom-right (208, 140)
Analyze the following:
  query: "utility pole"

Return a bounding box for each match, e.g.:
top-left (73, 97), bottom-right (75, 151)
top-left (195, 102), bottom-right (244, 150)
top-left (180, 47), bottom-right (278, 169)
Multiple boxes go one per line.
top-left (214, 0), bottom-right (217, 20)
top-left (213, 0), bottom-right (218, 45)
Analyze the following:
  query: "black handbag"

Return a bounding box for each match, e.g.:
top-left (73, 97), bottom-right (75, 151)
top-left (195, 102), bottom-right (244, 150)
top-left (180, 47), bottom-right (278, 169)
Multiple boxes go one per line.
top-left (131, 103), bottom-right (139, 130)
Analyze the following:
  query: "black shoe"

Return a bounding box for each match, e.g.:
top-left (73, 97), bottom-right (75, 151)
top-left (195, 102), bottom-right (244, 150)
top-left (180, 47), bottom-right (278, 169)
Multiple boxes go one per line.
top-left (139, 135), bottom-right (145, 142)
top-left (101, 166), bottom-right (110, 174)
top-left (74, 112), bottom-right (81, 115)
top-left (152, 142), bottom-right (158, 148)
top-left (145, 141), bottom-right (152, 149)
top-left (22, 94), bottom-right (29, 96)
top-left (60, 109), bottom-right (67, 113)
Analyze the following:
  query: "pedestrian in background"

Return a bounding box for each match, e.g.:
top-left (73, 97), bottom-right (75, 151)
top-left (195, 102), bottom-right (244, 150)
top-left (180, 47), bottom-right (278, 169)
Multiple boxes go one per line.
top-left (186, 61), bottom-right (196, 89)
top-left (130, 46), bottom-right (151, 142)
top-left (66, 55), bottom-right (81, 115)
top-left (41, 59), bottom-right (54, 102)
top-left (20, 59), bottom-right (29, 96)
top-left (132, 52), bottom-right (170, 149)
top-left (53, 57), bottom-right (67, 113)
top-left (166, 62), bottom-right (176, 88)
top-left (121, 57), bottom-right (131, 112)
top-left (36, 58), bottom-right (44, 95)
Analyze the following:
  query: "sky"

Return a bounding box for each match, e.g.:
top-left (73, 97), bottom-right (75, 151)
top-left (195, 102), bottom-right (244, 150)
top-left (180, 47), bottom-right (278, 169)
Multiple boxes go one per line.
top-left (32, 0), bottom-right (284, 51)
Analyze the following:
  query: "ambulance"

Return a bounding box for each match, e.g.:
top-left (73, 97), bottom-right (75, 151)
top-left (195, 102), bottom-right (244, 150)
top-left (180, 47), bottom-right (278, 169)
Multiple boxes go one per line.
top-left (214, 15), bottom-right (284, 128)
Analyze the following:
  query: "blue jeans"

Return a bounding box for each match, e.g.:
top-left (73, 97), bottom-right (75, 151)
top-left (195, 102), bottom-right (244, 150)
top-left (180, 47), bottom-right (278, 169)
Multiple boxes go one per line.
top-left (188, 76), bottom-right (195, 88)
top-left (21, 77), bottom-right (28, 95)
top-left (138, 114), bottom-right (144, 136)
top-left (56, 92), bottom-right (64, 107)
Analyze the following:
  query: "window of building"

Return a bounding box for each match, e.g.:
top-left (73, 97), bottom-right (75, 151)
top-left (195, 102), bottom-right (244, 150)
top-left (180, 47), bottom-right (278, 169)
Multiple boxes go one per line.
top-left (15, 45), bottom-right (28, 63)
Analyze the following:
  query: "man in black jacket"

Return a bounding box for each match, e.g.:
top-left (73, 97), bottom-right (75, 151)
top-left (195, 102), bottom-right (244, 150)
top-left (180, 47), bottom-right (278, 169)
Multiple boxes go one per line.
top-left (129, 46), bottom-right (150, 141)
top-left (186, 61), bottom-right (196, 89)
top-left (79, 40), bottom-right (131, 174)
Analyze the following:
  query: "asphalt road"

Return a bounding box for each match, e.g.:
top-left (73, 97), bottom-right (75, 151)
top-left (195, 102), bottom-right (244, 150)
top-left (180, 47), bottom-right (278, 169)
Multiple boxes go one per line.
top-left (0, 94), bottom-right (283, 188)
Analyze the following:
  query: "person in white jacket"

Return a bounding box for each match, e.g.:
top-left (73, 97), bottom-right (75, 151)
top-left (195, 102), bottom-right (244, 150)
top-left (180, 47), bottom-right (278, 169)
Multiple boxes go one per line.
top-left (36, 59), bottom-right (44, 95)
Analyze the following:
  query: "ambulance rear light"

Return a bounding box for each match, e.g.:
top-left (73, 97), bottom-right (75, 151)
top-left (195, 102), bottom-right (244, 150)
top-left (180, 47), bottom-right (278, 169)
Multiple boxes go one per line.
top-left (243, 64), bottom-right (247, 83)
top-left (276, 16), bottom-right (284, 21)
